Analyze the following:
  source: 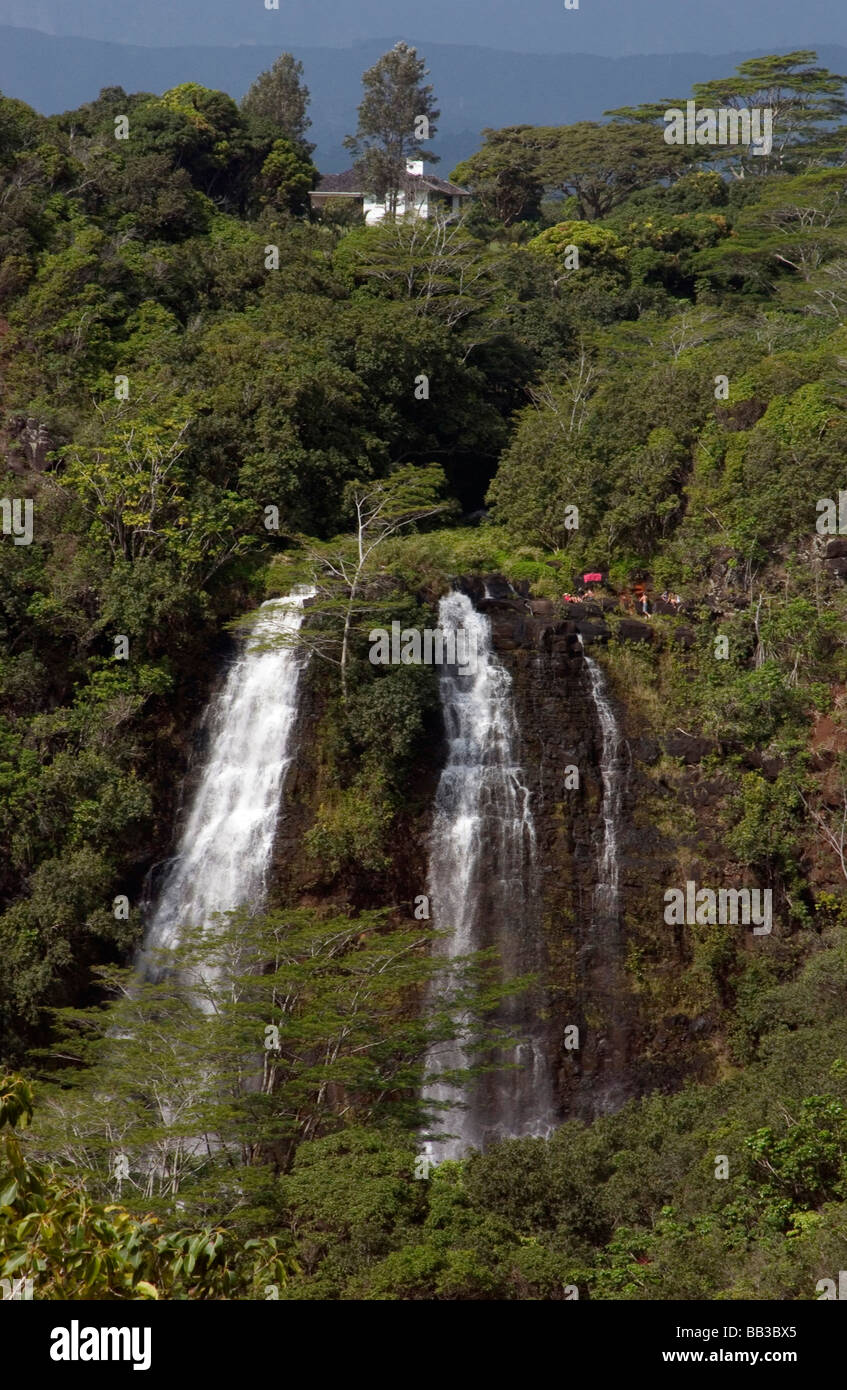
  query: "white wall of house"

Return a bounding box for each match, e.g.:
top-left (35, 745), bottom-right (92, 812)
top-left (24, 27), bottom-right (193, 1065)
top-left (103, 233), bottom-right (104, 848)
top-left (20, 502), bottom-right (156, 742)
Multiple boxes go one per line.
top-left (364, 187), bottom-right (430, 225)
top-left (314, 162), bottom-right (466, 225)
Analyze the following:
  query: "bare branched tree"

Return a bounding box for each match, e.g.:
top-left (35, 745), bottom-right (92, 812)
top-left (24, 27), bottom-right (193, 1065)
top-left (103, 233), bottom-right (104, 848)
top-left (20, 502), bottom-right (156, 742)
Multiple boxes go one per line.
top-left (800, 785), bottom-right (847, 883)
top-left (264, 465), bottom-right (449, 703)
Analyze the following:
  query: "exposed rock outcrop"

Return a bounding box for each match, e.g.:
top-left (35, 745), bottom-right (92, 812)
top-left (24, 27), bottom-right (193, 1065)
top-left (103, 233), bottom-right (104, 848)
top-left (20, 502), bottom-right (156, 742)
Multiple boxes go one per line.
top-left (3, 415), bottom-right (55, 474)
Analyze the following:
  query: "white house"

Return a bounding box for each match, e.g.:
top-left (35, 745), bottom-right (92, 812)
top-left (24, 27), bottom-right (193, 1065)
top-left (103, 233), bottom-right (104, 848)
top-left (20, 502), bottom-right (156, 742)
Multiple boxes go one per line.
top-left (310, 158), bottom-right (471, 224)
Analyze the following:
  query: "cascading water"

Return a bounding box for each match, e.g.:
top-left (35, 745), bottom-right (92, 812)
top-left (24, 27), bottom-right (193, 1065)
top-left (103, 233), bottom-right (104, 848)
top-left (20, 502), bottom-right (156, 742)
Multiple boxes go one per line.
top-left (423, 591), bottom-right (556, 1159)
top-left (581, 644), bottom-right (630, 1112)
top-left (584, 653), bottom-right (625, 925)
top-left (137, 586), bottom-right (315, 993)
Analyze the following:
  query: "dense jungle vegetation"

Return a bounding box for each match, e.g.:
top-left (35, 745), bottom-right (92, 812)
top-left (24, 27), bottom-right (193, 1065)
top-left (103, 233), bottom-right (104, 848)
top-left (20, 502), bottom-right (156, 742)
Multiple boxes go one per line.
top-left (3, 46), bottom-right (847, 1299)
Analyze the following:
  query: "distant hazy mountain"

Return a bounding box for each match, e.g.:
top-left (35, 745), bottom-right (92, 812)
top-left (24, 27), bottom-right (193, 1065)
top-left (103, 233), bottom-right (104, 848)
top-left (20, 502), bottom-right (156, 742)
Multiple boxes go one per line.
top-left (2, 26), bottom-right (846, 173)
top-left (0, 0), bottom-right (844, 57)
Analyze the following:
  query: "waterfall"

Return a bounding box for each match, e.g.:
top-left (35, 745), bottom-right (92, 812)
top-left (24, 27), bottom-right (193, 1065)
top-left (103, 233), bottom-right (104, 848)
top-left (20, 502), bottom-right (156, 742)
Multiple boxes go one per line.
top-left (423, 591), bottom-right (556, 1160)
top-left (584, 653), bottom-right (625, 925)
top-left (138, 586), bottom-right (314, 989)
top-left (581, 646), bottom-right (630, 1112)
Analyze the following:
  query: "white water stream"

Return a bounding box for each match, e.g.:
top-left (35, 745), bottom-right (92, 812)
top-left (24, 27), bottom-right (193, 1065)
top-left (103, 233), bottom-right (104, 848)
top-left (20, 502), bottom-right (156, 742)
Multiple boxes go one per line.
top-left (581, 644), bottom-right (630, 1112)
top-left (423, 591), bottom-right (556, 1159)
top-left (138, 587), bottom-right (314, 990)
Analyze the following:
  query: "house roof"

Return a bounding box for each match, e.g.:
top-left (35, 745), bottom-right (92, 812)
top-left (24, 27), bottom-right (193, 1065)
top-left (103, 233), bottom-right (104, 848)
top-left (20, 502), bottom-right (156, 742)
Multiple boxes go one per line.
top-left (419, 174), bottom-right (472, 197)
top-left (313, 169), bottom-right (471, 197)
top-left (313, 170), bottom-right (365, 195)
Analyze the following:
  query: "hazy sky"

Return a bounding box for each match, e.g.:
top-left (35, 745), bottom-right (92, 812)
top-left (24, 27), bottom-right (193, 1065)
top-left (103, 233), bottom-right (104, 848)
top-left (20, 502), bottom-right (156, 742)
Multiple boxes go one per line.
top-left (0, 0), bottom-right (845, 55)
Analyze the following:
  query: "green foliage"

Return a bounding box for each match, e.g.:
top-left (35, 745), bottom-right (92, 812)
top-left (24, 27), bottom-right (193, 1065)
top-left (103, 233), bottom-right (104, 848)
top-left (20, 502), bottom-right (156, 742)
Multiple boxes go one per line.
top-left (241, 53), bottom-right (314, 154)
top-left (530, 220), bottom-right (629, 271)
top-left (26, 906), bottom-right (517, 1242)
top-left (256, 139), bottom-right (317, 215)
top-left (0, 1075), bottom-right (296, 1298)
top-left (5, 46), bottom-right (847, 1302)
top-left (465, 120), bottom-right (693, 225)
top-left (241, 943), bottom-right (847, 1298)
top-left (452, 129), bottom-right (544, 227)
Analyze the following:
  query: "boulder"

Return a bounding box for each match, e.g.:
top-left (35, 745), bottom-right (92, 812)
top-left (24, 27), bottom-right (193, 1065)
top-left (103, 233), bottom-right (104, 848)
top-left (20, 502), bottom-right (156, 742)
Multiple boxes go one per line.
top-left (665, 733), bottom-right (715, 764)
top-left (575, 620), bottom-right (610, 646)
top-left (4, 415), bottom-right (54, 475)
top-left (715, 397), bottom-right (767, 431)
top-left (617, 619), bottom-right (654, 644)
top-left (482, 574), bottom-right (514, 600)
top-left (631, 736), bottom-right (660, 765)
top-left (454, 575), bottom-right (485, 604)
top-left (564, 600), bottom-right (603, 618)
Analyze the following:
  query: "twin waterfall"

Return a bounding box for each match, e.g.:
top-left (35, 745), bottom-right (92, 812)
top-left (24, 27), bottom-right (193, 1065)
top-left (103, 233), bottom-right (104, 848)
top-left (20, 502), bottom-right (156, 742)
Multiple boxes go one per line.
top-left (138, 588), bottom-right (314, 989)
top-left (139, 585), bottom-right (627, 1150)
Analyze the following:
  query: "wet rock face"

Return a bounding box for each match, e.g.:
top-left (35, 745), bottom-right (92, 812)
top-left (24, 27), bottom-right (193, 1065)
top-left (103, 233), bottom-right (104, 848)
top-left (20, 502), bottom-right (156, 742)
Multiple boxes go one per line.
top-left (575, 620), bottom-right (610, 646)
top-left (468, 578), bottom-right (726, 1120)
top-left (269, 654), bottom-right (438, 913)
top-left (269, 577), bottom-right (718, 1133)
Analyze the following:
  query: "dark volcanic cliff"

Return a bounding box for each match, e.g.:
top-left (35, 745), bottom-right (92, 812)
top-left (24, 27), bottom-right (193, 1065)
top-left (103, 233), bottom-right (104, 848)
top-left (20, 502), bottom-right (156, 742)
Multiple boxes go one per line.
top-left (460, 577), bottom-right (720, 1120)
top-left (267, 576), bottom-right (731, 1130)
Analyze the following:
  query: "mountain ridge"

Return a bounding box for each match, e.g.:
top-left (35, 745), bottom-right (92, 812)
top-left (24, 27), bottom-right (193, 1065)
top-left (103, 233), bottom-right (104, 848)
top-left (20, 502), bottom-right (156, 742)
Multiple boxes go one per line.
top-left (0, 0), bottom-right (843, 54)
top-left (2, 26), bottom-right (846, 171)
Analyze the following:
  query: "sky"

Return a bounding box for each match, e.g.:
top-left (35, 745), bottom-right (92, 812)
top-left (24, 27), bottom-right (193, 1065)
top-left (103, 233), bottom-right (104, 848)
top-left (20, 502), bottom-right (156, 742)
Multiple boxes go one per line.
top-left (0, 0), bottom-right (845, 56)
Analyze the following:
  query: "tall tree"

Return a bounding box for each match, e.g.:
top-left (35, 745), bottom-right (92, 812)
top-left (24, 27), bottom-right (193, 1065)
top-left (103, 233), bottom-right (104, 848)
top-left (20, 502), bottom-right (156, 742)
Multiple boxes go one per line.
top-left (335, 217), bottom-right (496, 327)
top-left (610, 51), bottom-right (847, 178)
top-left (693, 51), bottom-right (847, 174)
top-left (457, 121), bottom-right (691, 225)
top-left (344, 42), bottom-right (440, 218)
top-left (452, 127), bottom-right (545, 227)
top-left (241, 53), bottom-right (314, 154)
top-left (535, 121), bottom-right (693, 220)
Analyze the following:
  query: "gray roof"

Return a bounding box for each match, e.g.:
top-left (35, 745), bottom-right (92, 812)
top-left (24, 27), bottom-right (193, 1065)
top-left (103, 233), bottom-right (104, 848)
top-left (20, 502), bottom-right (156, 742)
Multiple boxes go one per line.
top-left (420, 174), bottom-right (472, 196)
top-left (313, 169), bottom-right (471, 197)
top-left (313, 170), bottom-right (365, 195)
